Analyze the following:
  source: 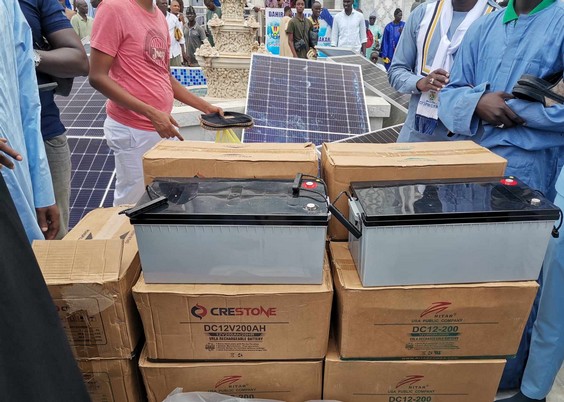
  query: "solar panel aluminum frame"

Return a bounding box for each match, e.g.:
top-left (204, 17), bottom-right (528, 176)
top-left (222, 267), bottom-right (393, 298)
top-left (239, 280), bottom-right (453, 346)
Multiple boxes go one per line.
top-left (242, 53), bottom-right (371, 145)
top-left (333, 123), bottom-right (403, 144)
top-left (317, 47), bottom-right (358, 57)
top-left (329, 54), bottom-right (410, 114)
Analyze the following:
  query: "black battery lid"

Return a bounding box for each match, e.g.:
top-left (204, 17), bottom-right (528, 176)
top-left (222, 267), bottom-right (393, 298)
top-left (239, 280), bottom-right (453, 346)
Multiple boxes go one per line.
top-left (129, 177), bottom-right (328, 225)
top-left (351, 177), bottom-right (560, 226)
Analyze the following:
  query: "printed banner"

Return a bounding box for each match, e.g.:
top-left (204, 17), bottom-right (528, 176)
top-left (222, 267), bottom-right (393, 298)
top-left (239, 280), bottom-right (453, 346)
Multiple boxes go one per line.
top-left (265, 8), bottom-right (335, 56)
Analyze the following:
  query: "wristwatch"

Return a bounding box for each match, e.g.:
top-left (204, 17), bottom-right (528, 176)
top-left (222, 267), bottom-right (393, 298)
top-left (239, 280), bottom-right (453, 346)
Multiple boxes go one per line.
top-left (33, 49), bottom-right (41, 68)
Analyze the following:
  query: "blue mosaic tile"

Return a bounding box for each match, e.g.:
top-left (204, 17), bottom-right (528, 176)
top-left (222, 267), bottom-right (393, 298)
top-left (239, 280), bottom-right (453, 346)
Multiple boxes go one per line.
top-left (169, 67), bottom-right (206, 87)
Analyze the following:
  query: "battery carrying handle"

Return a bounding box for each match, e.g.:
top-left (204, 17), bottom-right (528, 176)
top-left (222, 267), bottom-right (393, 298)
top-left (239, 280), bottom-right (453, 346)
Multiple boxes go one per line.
top-left (292, 173), bottom-right (303, 197)
top-left (329, 191), bottom-right (362, 239)
top-left (119, 196), bottom-right (168, 218)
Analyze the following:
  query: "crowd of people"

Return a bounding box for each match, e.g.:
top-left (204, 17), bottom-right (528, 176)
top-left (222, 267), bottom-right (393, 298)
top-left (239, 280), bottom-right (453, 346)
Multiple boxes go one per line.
top-left (1, 0), bottom-right (563, 401)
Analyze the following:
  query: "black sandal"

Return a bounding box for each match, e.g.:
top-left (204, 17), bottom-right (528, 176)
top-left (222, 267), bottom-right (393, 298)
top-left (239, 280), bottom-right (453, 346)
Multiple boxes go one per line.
top-left (199, 111), bottom-right (254, 130)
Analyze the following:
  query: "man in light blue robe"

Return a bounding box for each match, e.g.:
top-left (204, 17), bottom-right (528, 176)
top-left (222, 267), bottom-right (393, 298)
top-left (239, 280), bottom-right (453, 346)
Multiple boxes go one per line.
top-left (0, 0), bottom-right (59, 242)
top-left (438, 0), bottom-right (564, 396)
top-left (389, 0), bottom-right (498, 142)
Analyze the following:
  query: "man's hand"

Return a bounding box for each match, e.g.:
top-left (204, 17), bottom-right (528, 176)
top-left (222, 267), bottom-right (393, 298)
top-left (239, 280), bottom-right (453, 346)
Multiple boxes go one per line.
top-left (36, 205), bottom-right (60, 240)
top-left (0, 138), bottom-right (23, 169)
top-left (146, 108), bottom-right (185, 141)
top-left (476, 92), bottom-right (526, 128)
top-left (416, 68), bottom-right (449, 92)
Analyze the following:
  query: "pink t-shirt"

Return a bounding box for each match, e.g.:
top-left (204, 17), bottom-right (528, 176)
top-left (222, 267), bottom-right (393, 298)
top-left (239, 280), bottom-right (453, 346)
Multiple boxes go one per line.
top-left (91, 0), bottom-right (173, 131)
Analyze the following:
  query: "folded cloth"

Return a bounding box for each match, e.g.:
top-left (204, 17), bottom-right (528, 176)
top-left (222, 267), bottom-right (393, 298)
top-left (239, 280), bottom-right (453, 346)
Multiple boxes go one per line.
top-left (513, 72), bottom-right (564, 107)
top-left (200, 112), bottom-right (254, 130)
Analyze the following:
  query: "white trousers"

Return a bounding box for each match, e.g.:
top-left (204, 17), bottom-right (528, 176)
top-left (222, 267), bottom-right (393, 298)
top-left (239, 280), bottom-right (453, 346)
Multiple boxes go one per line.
top-left (104, 116), bottom-right (163, 206)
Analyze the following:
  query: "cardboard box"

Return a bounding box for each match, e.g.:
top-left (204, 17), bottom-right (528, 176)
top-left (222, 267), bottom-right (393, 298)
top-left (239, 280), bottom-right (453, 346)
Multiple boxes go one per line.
top-left (322, 141), bottom-right (507, 239)
top-left (330, 242), bottom-right (538, 359)
top-left (33, 233), bottom-right (142, 358)
top-left (324, 339), bottom-right (505, 402)
top-left (65, 207), bottom-right (139, 276)
top-left (77, 357), bottom-right (145, 402)
top-left (132, 256), bottom-right (333, 360)
top-left (139, 347), bottom-right (323, 402)
top-left (143, 141), bottom-right (319, 185)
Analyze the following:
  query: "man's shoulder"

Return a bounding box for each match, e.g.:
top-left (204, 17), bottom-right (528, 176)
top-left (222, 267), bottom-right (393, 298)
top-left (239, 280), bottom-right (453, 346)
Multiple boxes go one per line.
top-left (475, 6), bottom-right (505, 26)
top-left (334, 11), bottom-right (346, 22)
top-left (351, 9), bottom-right (365, 19)
top-left (550, 1), bottom-right (564, 18)
top-left (17, 0), bottom-right (40, 11)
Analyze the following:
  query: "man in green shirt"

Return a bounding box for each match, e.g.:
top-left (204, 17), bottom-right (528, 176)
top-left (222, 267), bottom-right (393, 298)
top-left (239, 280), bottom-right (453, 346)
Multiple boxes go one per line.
top-left (70, 0), bottom-right (93, 41)
top-left (286, 0), bottom-right (313, 59)
top-left (204, 0), bottom-right (222, 46)
top-left (184, 6), bottom-right (206, 66)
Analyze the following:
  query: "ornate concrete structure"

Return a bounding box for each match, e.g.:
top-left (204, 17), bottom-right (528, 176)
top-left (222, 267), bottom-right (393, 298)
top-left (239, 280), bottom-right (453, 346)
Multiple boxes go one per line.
top-left (195, 0), bottom-right (266, 98)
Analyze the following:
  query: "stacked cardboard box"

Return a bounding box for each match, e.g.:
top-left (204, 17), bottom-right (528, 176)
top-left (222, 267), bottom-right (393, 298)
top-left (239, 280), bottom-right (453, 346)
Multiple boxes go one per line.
top-left (321, 142), bottom-right (539, 402)
top-left (325, 243), bottom-right (538, 402)
top-left (135, 141), bottom-right (331, 402)
top-left (134, 264), bottom-right (331, 402)
top-left (33, 208), bottom-right (145, 402)
top-left (325, 338), bottom-right (506, 402)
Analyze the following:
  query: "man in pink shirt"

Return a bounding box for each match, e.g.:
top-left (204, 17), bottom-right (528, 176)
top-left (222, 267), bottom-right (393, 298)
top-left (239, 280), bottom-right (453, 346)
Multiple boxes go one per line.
top-left (89, 0), bottom-right (222, 205)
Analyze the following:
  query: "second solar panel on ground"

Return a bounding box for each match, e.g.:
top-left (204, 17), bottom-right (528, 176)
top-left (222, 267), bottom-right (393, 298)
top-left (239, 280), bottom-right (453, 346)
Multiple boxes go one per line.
top-left (329, 54), bottom-right (411, 113)
top-left (243, 54), bottom-right (370, 145)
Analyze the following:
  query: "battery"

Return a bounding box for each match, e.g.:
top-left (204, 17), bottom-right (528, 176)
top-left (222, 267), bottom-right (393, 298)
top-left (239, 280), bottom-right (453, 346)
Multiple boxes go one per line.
top-left (347, 177), bottom-right (560, 286)
top-left (127, 177), bottom-right (328, 284)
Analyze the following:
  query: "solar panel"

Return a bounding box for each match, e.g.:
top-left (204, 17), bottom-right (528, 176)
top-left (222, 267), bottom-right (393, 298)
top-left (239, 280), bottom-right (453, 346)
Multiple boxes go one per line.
top-left (335, 123), bottom-right (402, 143)
top-left (57, 76), bottom-right (107, 135)
top-left (243, 54), bottom-right (370, 145)
top-left (317, 47), bottom-right (358, 57)
top-left (68, 137), bottom-right (115, 227)
top-left (55, 76), bottom-right (115, 228)
top-left (329, 54), bottom-right (411, 113)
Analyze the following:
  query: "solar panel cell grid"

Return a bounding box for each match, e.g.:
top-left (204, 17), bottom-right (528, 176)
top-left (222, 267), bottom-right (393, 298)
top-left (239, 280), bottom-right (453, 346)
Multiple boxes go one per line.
top-left (56, 76), bottom-right (114, 228)
top-left (57, 78), bottom-right (107, 130)
top-left (68, 137), bottom-right (115, 227)
top-left (244, 54), bottom-right (370, 145)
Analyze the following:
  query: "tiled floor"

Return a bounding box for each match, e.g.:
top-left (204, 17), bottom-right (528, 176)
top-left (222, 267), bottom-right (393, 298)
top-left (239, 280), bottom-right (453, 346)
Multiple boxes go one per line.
top-left (548, 364), bottom-right (564, 402)
top-left (495, 364), bottom-right (564, 401)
